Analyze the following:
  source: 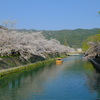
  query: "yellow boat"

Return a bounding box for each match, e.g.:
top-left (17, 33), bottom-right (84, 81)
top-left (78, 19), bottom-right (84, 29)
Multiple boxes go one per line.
top-left (56, 58), bottom-right (63, 64)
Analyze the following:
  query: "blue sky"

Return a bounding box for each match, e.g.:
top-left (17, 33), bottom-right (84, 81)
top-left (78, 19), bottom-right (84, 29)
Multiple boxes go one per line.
top-left (0, 0), bottom-right (100, 30)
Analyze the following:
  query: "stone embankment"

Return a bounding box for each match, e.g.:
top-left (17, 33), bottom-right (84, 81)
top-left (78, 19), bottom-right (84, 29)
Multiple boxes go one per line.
top-left (84, 42), bottom-right (100, 71)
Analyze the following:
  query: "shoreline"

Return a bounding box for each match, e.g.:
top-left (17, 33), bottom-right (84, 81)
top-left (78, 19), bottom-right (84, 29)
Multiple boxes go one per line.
top-left (0, 59), bottom-right (56, 77)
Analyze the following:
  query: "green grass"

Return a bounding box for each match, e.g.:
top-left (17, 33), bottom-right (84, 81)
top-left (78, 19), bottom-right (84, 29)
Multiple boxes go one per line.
top-left (0, 59), bottom-right (56, 77)
top-left (0, 53), bottom-right (67, 78)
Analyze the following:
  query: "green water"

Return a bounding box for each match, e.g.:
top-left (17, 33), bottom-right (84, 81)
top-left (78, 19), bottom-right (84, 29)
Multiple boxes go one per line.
top-left (0, 56), bottom-right (100, 100)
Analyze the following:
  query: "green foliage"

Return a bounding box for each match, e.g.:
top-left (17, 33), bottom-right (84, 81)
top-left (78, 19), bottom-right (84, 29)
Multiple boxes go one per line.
top-left (42, 28), bottom-right (99, 48)
top-left (82, 40), bottom-right (90, 51)
top-left (82, 34), bottom-right (100, 51)
top-left (98, 11), bottom-right (100, 14)
top-left (64, 39), bottom-right (68, 46)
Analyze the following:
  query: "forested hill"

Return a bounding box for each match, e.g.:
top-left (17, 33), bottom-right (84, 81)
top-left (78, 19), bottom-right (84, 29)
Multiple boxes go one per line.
top-left (17, 28), bottom-right (100, 48)
top-left (42, 28), bottom-right (100, 48)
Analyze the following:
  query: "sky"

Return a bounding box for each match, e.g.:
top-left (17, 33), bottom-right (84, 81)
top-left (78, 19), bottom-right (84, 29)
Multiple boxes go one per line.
top-left (0, 0), bottom-right (100, 30)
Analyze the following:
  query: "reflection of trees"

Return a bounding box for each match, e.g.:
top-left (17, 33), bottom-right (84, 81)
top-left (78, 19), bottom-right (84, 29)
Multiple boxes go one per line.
top-left (83, 61), bottom-right (94, 72)
top-left (0, 61), bottom-right (67, 100)
top-left (0, 56), bottom-right (84, 100)
top-left (83, 61), bottom-right (100, 98)
top-left (85, 69), bottom-right (100, 99)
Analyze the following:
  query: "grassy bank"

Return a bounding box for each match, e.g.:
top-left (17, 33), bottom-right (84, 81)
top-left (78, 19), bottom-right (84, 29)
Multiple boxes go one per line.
top-left (0, 53), bottom-right (68, 77)
top-left (0, 59), bottom-right (56, 77)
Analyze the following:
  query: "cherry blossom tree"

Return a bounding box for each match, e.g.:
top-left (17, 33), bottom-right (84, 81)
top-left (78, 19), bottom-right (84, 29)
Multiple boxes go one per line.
top-left (0, 27), bottom-right (74, 59)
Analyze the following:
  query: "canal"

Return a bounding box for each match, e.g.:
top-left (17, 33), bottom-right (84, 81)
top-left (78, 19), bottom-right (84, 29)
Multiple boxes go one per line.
top-left (0, 56), bottom-right (100, 100)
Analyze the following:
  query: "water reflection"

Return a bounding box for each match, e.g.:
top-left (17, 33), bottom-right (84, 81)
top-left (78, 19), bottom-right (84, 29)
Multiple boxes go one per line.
top-left (0, 61), bottom-right (66, 100)
top-left (0, 57), bottom-right (78, 100)
top-left (84, 63), bottom-right (100, 99)
top-left (0, 56), bottom-right (100, 100)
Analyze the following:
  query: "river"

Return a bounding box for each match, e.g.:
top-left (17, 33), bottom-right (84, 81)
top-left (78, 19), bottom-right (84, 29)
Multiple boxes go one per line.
top-left (0, 56), bottom-right (100, 100)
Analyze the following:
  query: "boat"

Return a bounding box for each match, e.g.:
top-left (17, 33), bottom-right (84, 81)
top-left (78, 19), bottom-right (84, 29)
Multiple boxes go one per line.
top-left (56, 58), bottom-right (63, 64)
